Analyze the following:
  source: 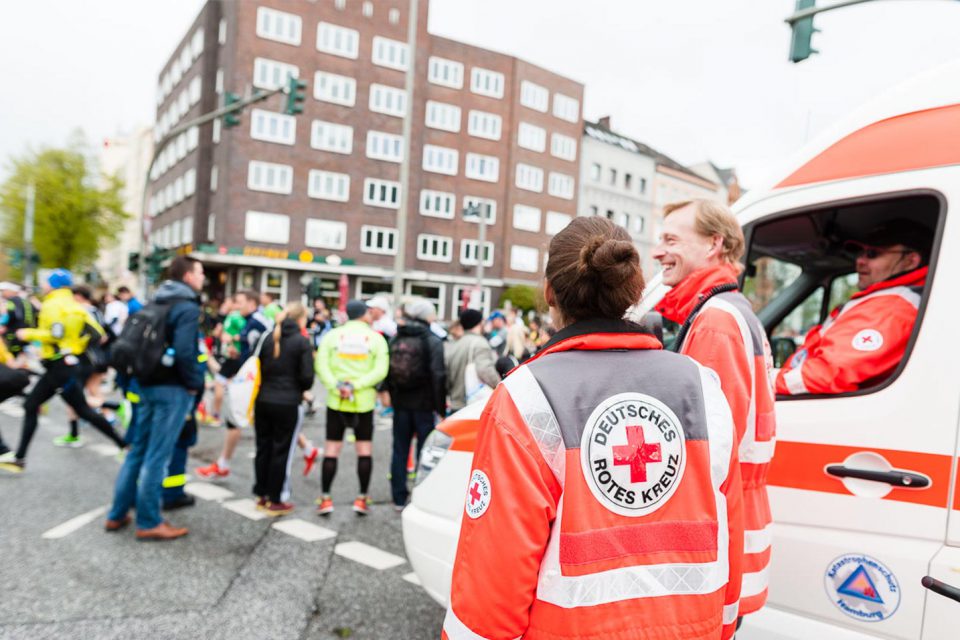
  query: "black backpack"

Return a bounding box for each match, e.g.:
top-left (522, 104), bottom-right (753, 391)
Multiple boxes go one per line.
top-left (389, 334), bottom-right (429, 390)
top-left (109, 303), bottom-right (171, 379)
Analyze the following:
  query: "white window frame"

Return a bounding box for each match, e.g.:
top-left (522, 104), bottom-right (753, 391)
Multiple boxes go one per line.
top-left (470, 67), bottom-right (504, 99)
top-left (515, 163), bottom-right (544, 193)
top-left (316, 22), bottom-right (359, 59)
top-left (422, 144), bottom-right (459, 176)
top-left (464, 153), bottom-right (499, 183)
top-left (184, 168), bottom-right (196, 197)
top-left (428, 56), bottom-right (464, 89)
top-left (369, 84), bottom-right (407, 118)
top-left (250, 108), bottom-right (296, 146)
top-left (416, 234), bottom-right (454, 263)
top-left (419, 189), bottom-right (456, 219)
top-left (308, 169), bottom-right (350, 202)
top-left (363, 178), bottom-right (401, 209)
top-left (305, 219), bottom-right (348, 250)
top-left (210, 166), bottom-right (218, 192)
top-left (256, 7), bottom-right (302, 46)
top-left (372, 35), bottom-right (409, 71)
top-left (313, 71), bottom-right (356, 107)
top-left (520, 80), bottom-right (549, 112)
top-left (452, 285), bottom-right (491, 318)
top-left (545, 211), bottom-right (573, 236)
top-left (365, 130), bottom-right (404, 163)
top-left (553, 93), bottom-right (580, 123)
top-left (512, 204), bottom-right (542, 232)
top-left (548, 171), bottom-right (576, 200)
top-left (247, 161), bottom-right (294, 195)
top-left (463, 196), bottom-right (497, 224)
top-left (424, 100), bottom-right (461, 133)
top-left (467, 110), bottom-right (502, 140)
top-left (360, 225), bottom-right (398, 255)
top-left (253, 57), bottom-right (299, 90)
top-left (459, 240), bottom-right (495, 267)
top-left (244, 210), bottom-right (291, 244)
top-left (405, 281), bottom-right (446, 321)
top-left (510, 245), bottom-right (540, 273)
top-left (310, 120), bottom-right (353, 155)
top-left (550, 133), bottom-right (578, 161)
top-left (518, 122), bottom-right (546, 153)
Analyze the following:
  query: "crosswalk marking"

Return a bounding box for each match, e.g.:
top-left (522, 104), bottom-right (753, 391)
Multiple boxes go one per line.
top-left (185, 482), bottom-right (234, 502)
top-left (402, 572), bottom-right (422, 586)
top-left (272, 518), bottom-right (336, 542)
top-left (222, 498), bottom-right (267, 521)
top-left (0, 404), bottom-right (24, 418)
top-left (334, 540), bottom-right (406, 570)
top-left (41, 506), bottom-right (108, 539)
top-left (90, 444), bottom-right (121, 457)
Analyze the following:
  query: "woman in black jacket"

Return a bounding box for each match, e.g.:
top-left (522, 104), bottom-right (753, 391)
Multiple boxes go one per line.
top-left (254, 302), bottom-right (314, 515)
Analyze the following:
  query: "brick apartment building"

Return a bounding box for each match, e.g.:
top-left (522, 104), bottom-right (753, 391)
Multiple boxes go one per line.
top-left (147, 0), bottom-right (583, 319)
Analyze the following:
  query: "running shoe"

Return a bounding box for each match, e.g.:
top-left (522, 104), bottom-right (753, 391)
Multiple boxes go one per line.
top-left (0, 456), bottom-right (24, 474)
top-left (316, 496), bottom-right (334, 515)
top-left (265, 501), bottom-right (294, 517)
top-left (302, 446), bottom-right (319, 476)
top-left (196, 462), bottom-right (230, 479)
top-left (204, 414), bottom-right (223, 428)
top-left (352, 496), bottom-right (370, 516)
top-left (53, 434), bottom-right (84, 448)
top-left (255, 496), bottom-right (269, 511)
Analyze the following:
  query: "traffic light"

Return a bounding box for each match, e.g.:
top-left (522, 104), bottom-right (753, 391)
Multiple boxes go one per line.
top-left (144, 250), bottom-right (168, 284)
top-left (127, 251), bottom-right (140, 273)
top-left (284, 75), bottom-right (307, 115)
top-left (789, 0), bottom-right (819, 63)
top-left (223, 92), bottom-right (242, 128)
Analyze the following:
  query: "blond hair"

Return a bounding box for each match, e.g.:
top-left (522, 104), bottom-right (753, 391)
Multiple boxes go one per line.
top-left (272, 301), bottom-right (308, 359)
top-left (663, 199), bottom-right (745, 265)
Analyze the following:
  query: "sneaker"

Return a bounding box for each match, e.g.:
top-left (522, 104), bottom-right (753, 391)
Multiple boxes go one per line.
top-left (352, 496), bottom-right (370, 516)
top-left (196, 462), bottom-right (230, 479)
top-left (0, 458), bottom-right (25, 474)
top-left (255, 496), bottom-right (270, 511)
top-left (204, 414), bottom-right (223, 428)
top-left (53, 434), bottom-right (84, 448)
top-left (265, 501), bottom-right (294, 517)
top-left (316, 496), bottom-right (334, 515)
top-left (302, 446), bottom-right (319, 477)
top-left (162, 495), bottom-right (196, 511)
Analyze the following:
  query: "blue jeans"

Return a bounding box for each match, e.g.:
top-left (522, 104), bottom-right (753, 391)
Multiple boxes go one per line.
top-left (390, 410), bottom-right (436, 507)
top-left (108, 385), bottom-right (193, 529)
top-left (162, 396), bottom-right (201, 504)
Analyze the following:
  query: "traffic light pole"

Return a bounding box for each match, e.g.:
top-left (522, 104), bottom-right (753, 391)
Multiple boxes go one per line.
top-left (137, 85), bottom-right (287, 294)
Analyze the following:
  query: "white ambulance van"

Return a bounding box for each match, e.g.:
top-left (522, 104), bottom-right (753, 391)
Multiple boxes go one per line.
top-left (402, 61), bottom-right (960, 639)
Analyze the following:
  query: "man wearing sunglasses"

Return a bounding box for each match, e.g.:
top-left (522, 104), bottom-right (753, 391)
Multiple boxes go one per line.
top-left (776, 218), bottom-right (932, 395)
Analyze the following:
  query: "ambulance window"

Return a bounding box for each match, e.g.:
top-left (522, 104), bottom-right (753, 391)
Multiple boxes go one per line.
top-left (741, 256), bottom-right (802, 314)
top-left (770, 287), bottom-right (824, 368)
top-left (827, 273), bottom-right (859, 310)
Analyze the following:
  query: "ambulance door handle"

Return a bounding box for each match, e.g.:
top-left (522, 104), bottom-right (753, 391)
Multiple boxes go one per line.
top-left (922, 576), bottom-right (960, 605)
top-left (825, 465), bottom-right (930, 488)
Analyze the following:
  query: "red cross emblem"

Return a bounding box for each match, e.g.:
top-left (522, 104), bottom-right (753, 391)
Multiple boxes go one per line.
top-left (860, 335), bottom-right (873, 344)
top-left (613, 425), bottom-right (662, 484)
top-left (469, 481), bottom-right (482, 505)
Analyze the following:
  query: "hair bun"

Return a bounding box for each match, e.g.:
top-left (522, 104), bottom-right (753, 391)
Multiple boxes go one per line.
top-left (578, 236), bottom-right (639, 284)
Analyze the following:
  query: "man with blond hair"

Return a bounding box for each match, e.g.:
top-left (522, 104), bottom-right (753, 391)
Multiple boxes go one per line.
top-left (652, 198), bottom-right (776, 633)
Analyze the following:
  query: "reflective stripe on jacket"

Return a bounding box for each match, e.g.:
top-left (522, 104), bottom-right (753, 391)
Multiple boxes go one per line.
top-left (775, 266), bottom-right (926, 396)
top-left (443, 320), bottom-right (743, 640)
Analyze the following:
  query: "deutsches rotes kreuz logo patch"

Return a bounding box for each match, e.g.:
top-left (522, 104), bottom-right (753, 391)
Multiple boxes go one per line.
top-left (580, 392), bottom-right (686, 517)
top-left (852, 329), bottom-right (883, 352)
top-left (465, 469), bottom-right (491, 519)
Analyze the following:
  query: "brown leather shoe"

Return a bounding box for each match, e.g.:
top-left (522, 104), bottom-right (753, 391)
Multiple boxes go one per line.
top-left (104, 515), bottom-right (132, 532)
top-left (135, 521), bottom-right (188, 541)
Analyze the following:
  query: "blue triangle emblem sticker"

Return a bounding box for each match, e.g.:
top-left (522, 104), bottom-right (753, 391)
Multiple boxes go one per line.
top-left (837, 564), bottom-right (885, 604)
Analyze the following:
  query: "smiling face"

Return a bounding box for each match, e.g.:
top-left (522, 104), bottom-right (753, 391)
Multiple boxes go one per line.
top-left (653, 204), bottom-right (722, 286)
top-left (854, 244), bottom-right (921, 290)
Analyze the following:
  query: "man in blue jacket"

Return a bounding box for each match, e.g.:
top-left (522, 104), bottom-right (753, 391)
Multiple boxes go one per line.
top-left (105, 256), bottom-right (205, 540)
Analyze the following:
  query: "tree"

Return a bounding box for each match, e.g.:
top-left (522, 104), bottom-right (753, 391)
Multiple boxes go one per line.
top-left (0, 137), bottom-right (129, 281)
top-left (498, 284), bottom-right (542, 313)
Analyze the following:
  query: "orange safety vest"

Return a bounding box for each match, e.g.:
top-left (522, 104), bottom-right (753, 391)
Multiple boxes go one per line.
top-left (658, 263), bottom-right (777, 617)
top-left (776, 267), bottom-right (926, 396)
top-left (443, 320), bottom-right (744, 640)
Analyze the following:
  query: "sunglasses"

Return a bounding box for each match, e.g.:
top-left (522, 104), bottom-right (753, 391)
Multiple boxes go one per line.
top-left (843, 241), bottom-right (914, 260)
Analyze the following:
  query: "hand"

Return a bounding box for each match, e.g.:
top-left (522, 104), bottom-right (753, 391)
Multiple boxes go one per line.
top-left (15, 329), bottom-right (28, 341)
top-left (379, 391), bottom-right (391, 408)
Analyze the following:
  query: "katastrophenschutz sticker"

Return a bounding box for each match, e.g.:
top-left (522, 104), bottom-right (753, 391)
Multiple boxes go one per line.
top-left (824, 553), bottom-right (901, 622)
top-left (580, 392), bottom-right (686, 517)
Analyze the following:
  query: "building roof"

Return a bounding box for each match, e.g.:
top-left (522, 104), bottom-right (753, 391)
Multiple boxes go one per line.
top-left (583, 120), bottom-right (716, 186)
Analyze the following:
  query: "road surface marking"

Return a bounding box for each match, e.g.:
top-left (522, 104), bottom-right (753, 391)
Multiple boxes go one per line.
top-left (0, 404), bottom-right (24, 418)
top-left (402, 572), bottom-right (422, 586)
top-left (185, 482), bottom-right (234, 502)
top-left (90, 444), bottom-right (121, 457)
top-left (42, 506), bottom-right (108, 539)
top-left (222, 498), bottom-right (267, 520)
top-left (272, 518), bottom-right (336, 542)
top-left (334, 541), bottom-right (406, 570)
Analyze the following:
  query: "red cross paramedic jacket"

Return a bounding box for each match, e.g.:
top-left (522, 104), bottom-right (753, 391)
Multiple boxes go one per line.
top-left (656, 264), bottom-right (777, 617)
top-left (443, 320), bottom-right (744, 640)
top-left (775, 267), bottom-right (926, 396)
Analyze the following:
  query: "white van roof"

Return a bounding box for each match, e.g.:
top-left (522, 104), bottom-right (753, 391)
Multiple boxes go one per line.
top-left (737, 59), bottom-right (960, 212)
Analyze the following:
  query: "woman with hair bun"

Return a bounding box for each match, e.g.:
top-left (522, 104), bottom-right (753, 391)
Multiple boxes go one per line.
top-left (443, 217), bottom-right (745, 640)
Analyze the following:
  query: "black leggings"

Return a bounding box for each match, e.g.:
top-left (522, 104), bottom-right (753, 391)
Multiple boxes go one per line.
top-left (16, 359), bottom-right (124, 460)
top-left (253, 400), bottom-right (302, 503)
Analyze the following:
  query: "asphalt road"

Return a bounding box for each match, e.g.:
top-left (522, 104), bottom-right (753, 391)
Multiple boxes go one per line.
top-left (0, 389), bottom-right (445, 640)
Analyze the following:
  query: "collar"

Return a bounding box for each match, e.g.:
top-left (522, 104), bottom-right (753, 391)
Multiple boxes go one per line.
top-left (524, 318), bottom-right (661, 367)
top-left (655, 263), bottom-right (741, 324)
top-left (852, 266), bottom-right (927, 300)
top-left (45, 288), bottom-right (73, 301)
